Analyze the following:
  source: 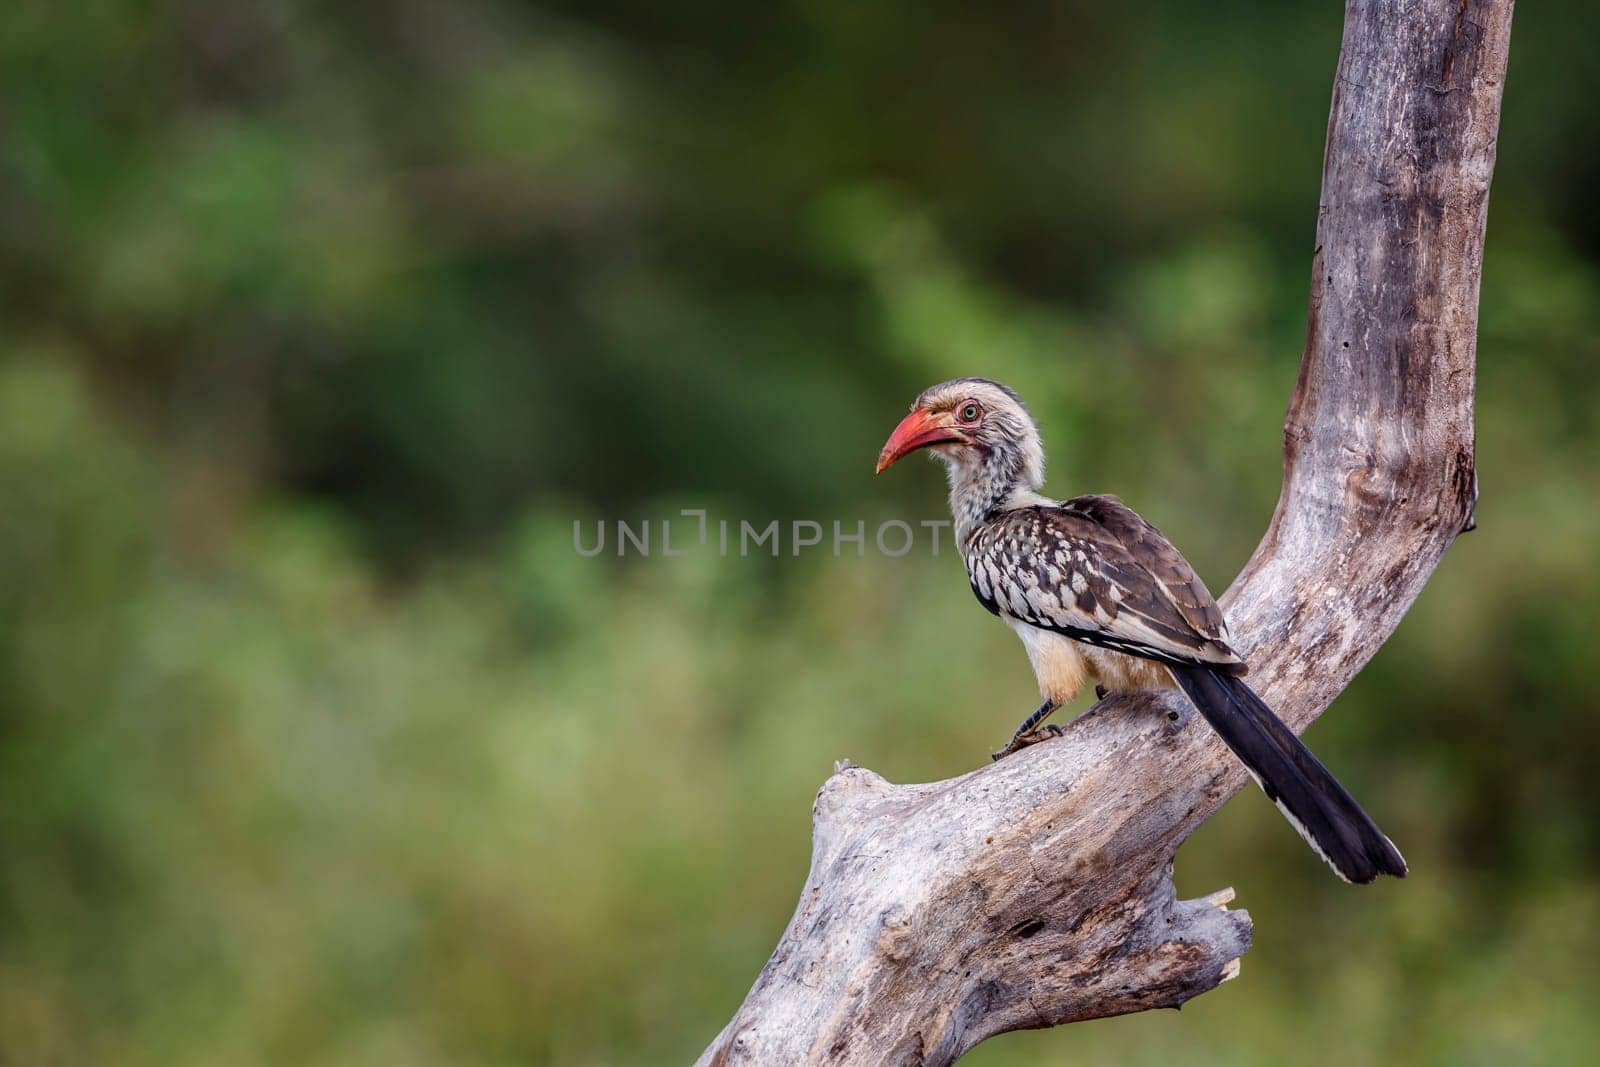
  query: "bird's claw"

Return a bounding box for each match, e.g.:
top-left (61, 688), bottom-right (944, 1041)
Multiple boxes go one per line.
top-left (990, 723), bottom-right (1068, 761)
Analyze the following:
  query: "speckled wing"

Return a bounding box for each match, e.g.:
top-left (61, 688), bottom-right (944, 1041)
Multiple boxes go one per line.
top-left (964, 494), bottom-right (1245, 670)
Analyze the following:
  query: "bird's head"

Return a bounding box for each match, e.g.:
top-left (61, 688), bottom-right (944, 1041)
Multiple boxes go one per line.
top-left (875, 377), bottom-right (1045, 491)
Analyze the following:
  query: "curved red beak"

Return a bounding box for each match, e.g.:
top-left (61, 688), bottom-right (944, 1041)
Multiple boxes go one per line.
top-left (875, 408), bottom-right (964, 474)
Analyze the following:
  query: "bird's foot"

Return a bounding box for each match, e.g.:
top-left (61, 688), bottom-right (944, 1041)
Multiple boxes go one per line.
top-left (1094, 684), bottom-right (1109, 701)
top-left (991, 698), bottom-right (1059, 761)
top-left (990, 723), bottom-right (1068, 762)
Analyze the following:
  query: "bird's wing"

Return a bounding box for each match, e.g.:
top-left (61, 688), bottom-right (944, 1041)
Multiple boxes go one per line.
top-left (964, 494), bottom-right (1244, 669)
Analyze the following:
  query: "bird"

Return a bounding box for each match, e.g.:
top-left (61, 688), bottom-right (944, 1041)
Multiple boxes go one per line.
top-left (874, 376), bottom-right (1406, 884)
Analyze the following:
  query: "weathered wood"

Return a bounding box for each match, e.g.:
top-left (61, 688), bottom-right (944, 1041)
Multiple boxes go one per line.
top-left (697, 2), bottom-right (1512, 1063)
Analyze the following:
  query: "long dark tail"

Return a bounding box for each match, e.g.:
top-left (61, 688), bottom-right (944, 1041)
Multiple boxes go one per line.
top-left (1169, 664), bottom-right (1407, 884)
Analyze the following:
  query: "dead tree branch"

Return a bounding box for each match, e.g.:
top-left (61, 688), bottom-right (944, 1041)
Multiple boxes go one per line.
top-left (698, 1), bottom-right (1512, 1063)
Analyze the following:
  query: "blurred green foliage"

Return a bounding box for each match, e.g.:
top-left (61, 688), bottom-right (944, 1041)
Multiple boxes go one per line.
top-left (2, 1), bottom-right (1599, 1064)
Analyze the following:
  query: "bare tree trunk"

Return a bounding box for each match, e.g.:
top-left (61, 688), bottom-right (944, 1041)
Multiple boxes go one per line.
top-left (697, 2), bottom-right (1513, 1063)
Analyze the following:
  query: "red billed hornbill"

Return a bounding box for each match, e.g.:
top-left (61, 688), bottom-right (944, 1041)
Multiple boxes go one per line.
top-left (876, 377), bottom-right (1406, 884)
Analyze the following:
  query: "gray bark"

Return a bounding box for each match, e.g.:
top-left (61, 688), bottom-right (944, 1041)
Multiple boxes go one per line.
top-left (697, 1), bottom-right (1513, 1063)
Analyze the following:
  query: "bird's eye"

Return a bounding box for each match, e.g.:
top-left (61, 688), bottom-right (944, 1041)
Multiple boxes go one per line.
top-left (957, 401), bottom-right (982, 424)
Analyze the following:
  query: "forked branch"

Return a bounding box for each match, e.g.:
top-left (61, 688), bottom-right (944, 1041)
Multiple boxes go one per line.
top-left (699, 1), bottom-right (1512, 1062)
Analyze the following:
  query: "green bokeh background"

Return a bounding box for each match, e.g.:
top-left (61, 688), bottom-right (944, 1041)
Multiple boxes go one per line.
top-left (3, 2), bottom-right (1598, 1064)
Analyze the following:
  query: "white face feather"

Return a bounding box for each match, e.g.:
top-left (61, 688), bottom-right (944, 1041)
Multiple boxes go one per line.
top-left (912, 379), bottom-right (1047, 543)
top-left (919, 380), bottom-right (1046, 488)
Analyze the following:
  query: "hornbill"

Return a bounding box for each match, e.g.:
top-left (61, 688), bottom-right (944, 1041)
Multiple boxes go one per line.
top-left (875, 377), bottom-right (1406, 884)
